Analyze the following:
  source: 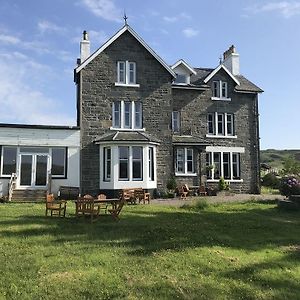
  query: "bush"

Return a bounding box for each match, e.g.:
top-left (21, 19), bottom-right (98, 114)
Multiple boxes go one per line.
top-left (218, 177), bottom-right (229, 191)
top-left (262, 173), bottom-right (280, 189)
top-left (279, 176), bottom-right (300, 197)
top-left (166, 176), bottom-right (177, 191)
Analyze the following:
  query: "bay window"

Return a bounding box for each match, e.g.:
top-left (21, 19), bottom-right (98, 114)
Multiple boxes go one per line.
top-left (132, 146), bottom-right (143, 180)
top-left (119, 146), bottom-right (129, 180)
top-left (206, 151), bottom-right (241, 181)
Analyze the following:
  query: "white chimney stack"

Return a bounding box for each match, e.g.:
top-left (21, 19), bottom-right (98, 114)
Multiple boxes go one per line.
top-left (80, 30), bottom-right (90, 62)
top-left (223, 45), bottom-right (240, 75)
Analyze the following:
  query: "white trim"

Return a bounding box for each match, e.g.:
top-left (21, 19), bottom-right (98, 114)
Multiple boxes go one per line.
top-left (172, 85), bottom-right (208, 90)
top-left (211, 97), bottom-right (232, 101)
top-left (207, 179), bottom-right (243, 183)
top-left (204, 64), bottom-right (240, 85)
top-left (171, 59), bottom-right (197, 75)
top-left (76, 25), bottom-right (176, 77)
top-left (109, 127), bottom-right (145, 132)
top-left (175, 173), bottom-right (197, 177)
top-left (114, 83), bottom-right (140, 88)
top-left (206, 135), bottom-right (237, 139)
top-left (206, 146), bottom-right (245, 153)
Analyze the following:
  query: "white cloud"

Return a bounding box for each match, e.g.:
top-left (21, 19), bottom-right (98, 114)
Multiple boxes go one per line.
top-left (163, 12), bottom-right (191, 23)
top-left (38, 20), bottom-right (66, 34)
top-left (246, 1), bottom-right (300, 18)
top-left (0, 52), bottom-right (74, 125)
top-left (79, 0), bottom-right (122, 22)
top-left (182, 28), bottom-right (199, 38)
top-left (0, 33), bottom-right (20, 45)
top-left (89, 30), bottom-right (108, 45)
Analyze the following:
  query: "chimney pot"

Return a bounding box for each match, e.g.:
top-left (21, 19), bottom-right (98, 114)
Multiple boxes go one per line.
top-left (80, 30), bottom-right (90, 62)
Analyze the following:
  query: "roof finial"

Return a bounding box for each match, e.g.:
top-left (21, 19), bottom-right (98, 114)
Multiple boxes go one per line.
top-left (219, 55), bottom-right (223, 65)
top-left (124, 10), bottom-right (128, 25)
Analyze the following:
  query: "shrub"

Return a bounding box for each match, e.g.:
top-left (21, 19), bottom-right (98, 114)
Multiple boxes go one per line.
top-left (261, 173), bottom-right (280, 189)
top-left (166, 176), bottom-right (177, 191)
top-left (218, 177), bottom-right (230, 191)
top-left (279, 176), bottom-right (300, 197)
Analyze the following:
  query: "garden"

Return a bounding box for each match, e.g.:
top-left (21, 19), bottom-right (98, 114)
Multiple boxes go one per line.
top-left (0, 200), bottom-right (299, 299)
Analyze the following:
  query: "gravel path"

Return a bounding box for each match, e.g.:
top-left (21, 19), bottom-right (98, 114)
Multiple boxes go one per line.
top-left (150, 193), bottom-right (285, 206)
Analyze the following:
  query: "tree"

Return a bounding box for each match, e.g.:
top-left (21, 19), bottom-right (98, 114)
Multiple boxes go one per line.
top-left (282, 156), bottom-right (300, 176)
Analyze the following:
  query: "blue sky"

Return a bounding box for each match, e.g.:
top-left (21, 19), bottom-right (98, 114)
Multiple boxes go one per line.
top-left (0, 0), bottom-right (299, 150)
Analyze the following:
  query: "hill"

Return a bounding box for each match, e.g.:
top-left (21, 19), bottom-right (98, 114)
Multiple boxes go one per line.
top-left (260, 149), bottom-right (300, 170)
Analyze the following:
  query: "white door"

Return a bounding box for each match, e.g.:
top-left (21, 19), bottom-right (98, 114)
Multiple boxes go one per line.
top-left (19, 154), bottom-right (49, 188)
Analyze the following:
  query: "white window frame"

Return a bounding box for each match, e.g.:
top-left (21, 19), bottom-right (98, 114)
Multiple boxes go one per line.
top-left (0, 146), bottom-right (17, 177)
top-left (206, 112), bottom-right (236, 138)
top-left (112, 100), bottom-right (144, 131)
top-left (175, 148), bottom-right (196, 176)
top-left (148, 147), bottom-right (154, 181)
top-left (103, 147), bottom-right (111, 182)
top-left (132, 146), bottom-right (143, 181)
top-left (172, 111), bottom-right (180, 133)
top-left (212, 80), bottom-right (231, 101)
top-left (118, 146), bottom-right (129, 181)
top-left (205, 148), bottom-right (243, 182)
top-left (50, 147), bottom-right (67, 178)
top-left (174, 73), bottom-right (187, 84)
top-left (115, 61), bottom-right (140, 87)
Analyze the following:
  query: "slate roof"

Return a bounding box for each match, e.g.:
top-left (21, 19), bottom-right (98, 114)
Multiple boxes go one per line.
top-left (172, 135), bottom-right (209, 146)
top-left (173, 66), bottom-right (263, 93)
top-left (94, 131), bottom-right (161, 144)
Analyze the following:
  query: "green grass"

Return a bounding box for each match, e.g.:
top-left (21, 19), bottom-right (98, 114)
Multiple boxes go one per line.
top-left (261, 186), bottom-right (281, 195)
top-left (0, 201), bottom-right (299, 299)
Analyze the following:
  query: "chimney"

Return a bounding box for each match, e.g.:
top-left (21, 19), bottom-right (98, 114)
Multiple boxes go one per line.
top-left (223, 45), bottom-right (240, 75)
top-left (80, 30), bottom-right (90, 62)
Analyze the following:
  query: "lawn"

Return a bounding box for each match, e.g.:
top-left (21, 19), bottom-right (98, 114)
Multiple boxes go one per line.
top-left (0, 200), bottom-right (299, 300)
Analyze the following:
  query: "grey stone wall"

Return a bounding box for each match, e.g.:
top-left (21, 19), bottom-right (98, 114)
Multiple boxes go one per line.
top-left (172, 68), bottom-right (260, 193)
top-left (79, 31), bottom-right (173, 194)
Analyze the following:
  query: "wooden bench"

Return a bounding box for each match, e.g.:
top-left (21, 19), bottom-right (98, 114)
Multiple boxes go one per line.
top-left (134, 188), bottom-right (150, 204)
top-left (119, 189), bottom-right (136, 204)
top-left (58, 186), bottom-right (80, 200)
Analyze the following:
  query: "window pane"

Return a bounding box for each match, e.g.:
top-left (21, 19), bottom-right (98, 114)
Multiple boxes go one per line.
top-left (129, 62), bottom-right (135, 83)
top-left (227, 114), bottom-right (234, 135)
top-left (172, 111), bottom-right (180, 132)
top-left (132, 146), bottom-right (142, 180)
top-left (206, 153), bottom-right (212, 179)
top-left (2, 147), bottom-right (17, 175)
top-left (213, 152), bottom-right (221, 179)
top-left (187, 149), bottom-right (193, 173)
top-left (175, 74), bottom-right (186, 84)
top-left (119, 146), bottom-right (129, 180)
top-left (124, 102), bottom-right (132, 128)
top-left (217, 114), bottom-right (224, 135)
top-left (149, 147), bottom-right (154, 181)
top-left (118, 61), bottom-right (125, 83)
top-left (176, 149), bottom-right (184, 173)
top-left (52, 148), bottom-right (65, 176)
top-left (221, 82), bottom-right (227, 98)
top-left (207, 113), bottom-right (214, 134)
top-left (233, 153), bottom-right (240, 179)
top-left (103, 147), bottom-right (111, 181)
top-left (135, 101), bottom-right (142, 129)
top-left (113, 101), bottom-right (121, 128)
top-left (213, 81), bottom-right (219, 97)
top-left (223, 152), bottom-right (230, 179)
top-left (132, 146), bottom-right (142, 159)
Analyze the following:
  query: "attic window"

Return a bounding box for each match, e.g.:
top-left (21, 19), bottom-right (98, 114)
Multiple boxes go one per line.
top-left (115, 61), bottom-right (140, 87)
top-left (212, 80), bottom-right (231, 101)
top-left (174, 74), bottom-right (187, 84)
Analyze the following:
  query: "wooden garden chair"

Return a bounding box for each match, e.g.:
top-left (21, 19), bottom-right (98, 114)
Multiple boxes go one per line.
top-left (76, 195), bottom-right (100, 222)
top-left (45, 193), bottom-right (67, 217)
top-left (178, 186), bottom-right (188, 200)
top-left (96, 193), bottom-right (109, 214)
top-left (134, 188), bottom-right (151, 204)
top-left (108, 195), bottom-right (126, 221)
top-left (198, 185), bottom-right (207, 196)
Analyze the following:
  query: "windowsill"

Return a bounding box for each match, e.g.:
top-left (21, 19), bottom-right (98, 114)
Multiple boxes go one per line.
top-left (206, 134), bottom-right (237, 139)
top-left (110, 127), bottom-right (145, 132)
top-left (207, 179), bottom-right (243, 183)
top-left (115, 83), bottom-right (140, 88)
top-left (211, 97), bottom-right (231, 101)
top-left (175, 173), bottom-right (197, 177)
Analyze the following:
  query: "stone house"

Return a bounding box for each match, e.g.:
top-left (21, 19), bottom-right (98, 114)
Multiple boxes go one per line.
top-left (75, 24), bottom-right (262, 197)
top-left (0, 23), bottom-right (262, 200)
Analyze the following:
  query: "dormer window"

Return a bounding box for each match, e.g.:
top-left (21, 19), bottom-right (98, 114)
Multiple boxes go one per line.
top-left (212, 80), bottom-right (230, 101)
top-left (115, 61), bottom-right (139, 87)
top-left (174, 74), bottom-right (187, 84)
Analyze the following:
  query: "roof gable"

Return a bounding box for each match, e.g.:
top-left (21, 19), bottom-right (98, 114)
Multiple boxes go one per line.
top-left (203, 64), bottom-right (240, 85)
top-left (171, 59), bottom-right (197, 75)
top-left (75, 25), bottom-right (175, 77)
